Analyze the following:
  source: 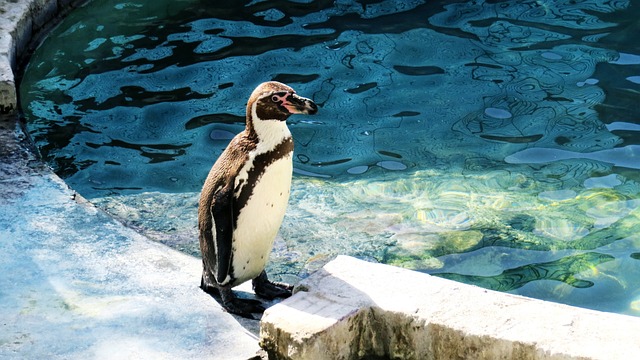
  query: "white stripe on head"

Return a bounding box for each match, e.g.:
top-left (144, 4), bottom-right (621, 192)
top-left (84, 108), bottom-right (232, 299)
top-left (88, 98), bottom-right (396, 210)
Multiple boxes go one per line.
top-left (250, 101), bottom-right (292, 152)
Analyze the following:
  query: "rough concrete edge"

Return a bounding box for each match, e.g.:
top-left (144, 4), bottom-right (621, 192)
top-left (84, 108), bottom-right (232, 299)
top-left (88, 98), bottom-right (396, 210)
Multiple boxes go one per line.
top-left (259, 297), bottom-right (367, 359)
top-left (0, 0), bottom-right (87, 115)
top-left (258, 260), bottom-right (544, 360)
top-left (260, 255), bottom-right (640, 360)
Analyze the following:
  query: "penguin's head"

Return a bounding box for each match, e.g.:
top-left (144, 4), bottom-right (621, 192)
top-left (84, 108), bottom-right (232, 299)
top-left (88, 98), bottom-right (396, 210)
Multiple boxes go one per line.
top-left (247, 81), bottom-right (318, 123)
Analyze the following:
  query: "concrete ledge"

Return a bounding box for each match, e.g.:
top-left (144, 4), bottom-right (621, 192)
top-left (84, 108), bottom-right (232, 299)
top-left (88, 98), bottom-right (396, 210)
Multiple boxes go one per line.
top-left (0, 0), bottom-right (84, 114)
top-left (260, 256), bottom-right (640, 360)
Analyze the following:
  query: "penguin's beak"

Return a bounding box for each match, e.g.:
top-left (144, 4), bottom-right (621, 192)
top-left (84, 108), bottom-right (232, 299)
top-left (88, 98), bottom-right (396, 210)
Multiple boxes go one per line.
top-left (282, 93), bottom-right (318, 115)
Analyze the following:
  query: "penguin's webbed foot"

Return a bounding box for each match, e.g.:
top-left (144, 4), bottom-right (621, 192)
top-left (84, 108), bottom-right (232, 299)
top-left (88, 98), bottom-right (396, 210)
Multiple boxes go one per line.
top-left (201, 276), bottom-right (265, 319)
top-left (252, 270), bottom-right (293, 300)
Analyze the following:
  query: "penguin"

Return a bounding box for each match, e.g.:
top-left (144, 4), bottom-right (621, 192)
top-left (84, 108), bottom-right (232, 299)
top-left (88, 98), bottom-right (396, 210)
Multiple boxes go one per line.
top-left (198, 81), bottom-right (318, 317)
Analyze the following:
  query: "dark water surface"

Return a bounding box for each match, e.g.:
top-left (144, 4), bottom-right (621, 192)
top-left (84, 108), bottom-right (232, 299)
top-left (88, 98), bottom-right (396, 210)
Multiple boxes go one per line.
top-left (20, 0), bottom-right (640, 316)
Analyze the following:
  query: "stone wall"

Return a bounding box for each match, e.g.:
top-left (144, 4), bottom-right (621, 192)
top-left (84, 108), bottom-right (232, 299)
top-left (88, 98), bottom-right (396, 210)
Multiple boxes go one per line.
top-left (0, 0), bottom-right (85, 114)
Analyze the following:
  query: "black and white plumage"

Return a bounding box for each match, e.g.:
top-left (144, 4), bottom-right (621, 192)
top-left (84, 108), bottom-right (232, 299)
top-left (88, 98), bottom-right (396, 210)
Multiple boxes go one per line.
top-left (198, 81), bottom-right (317, 317)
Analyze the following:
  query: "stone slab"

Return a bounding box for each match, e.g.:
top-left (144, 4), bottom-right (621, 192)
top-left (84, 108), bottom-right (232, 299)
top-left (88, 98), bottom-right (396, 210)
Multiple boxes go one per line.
top-left (260, 255), bottom-right (640, 360)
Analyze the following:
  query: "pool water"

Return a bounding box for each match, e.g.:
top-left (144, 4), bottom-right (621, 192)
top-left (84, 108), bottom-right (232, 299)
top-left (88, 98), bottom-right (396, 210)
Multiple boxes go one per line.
top-left (20, 0), bottom-right (640, 316)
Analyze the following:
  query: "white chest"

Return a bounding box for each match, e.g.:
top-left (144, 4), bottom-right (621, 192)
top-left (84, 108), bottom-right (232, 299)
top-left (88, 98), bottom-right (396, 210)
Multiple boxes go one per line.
top-left (230, 154), bottom-right (293, 285)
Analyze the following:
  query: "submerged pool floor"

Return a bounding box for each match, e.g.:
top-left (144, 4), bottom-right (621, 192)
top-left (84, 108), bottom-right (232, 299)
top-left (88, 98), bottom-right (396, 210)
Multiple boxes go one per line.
top-left (20, 0), bottom-right (640, 316)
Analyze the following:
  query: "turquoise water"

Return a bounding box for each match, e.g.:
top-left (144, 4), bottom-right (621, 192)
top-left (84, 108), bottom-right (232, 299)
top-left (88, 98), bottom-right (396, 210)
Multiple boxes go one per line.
top-left (20, 0), bottom-right (640, 316)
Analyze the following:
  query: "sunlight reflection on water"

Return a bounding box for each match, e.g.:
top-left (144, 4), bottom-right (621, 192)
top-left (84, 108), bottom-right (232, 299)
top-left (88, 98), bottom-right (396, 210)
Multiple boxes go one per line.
top-left (20, 0), bottom-right (640, 316)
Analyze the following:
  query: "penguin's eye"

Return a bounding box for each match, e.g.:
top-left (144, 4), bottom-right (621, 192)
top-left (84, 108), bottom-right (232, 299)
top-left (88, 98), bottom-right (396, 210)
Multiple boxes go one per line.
top-left (271, 95), bottom-right (280, 103)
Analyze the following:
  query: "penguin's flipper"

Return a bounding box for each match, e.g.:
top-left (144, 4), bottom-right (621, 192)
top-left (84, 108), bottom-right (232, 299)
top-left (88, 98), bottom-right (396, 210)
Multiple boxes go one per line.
top-left (210, 182), bottom-right (235, 284)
